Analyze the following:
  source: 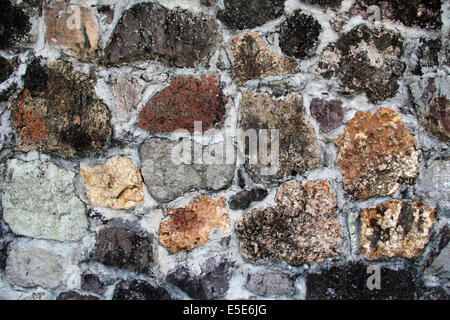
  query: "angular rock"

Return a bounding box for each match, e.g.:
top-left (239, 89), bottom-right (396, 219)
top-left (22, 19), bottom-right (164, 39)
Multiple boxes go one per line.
top-left (45, 1), bottom-right (99, 61)
top-left (334, 108), bottom-right (420, 200)
top-left (159, 197), bottom-right (231, 253)
top-left (57, 291), bottom-right (99, 300)
top-left (306, 263), bottom-right (416, 299)
top-left (0, 56), bottom-right (15, 83)
top-left (238, 91), bottom-right (320, 180)
top-left (167, 257), bottom-right (232, 299)
top-left (416, 160), bottom-right (450, 211)
top-left (309, 98), bottom-right (344, 132)
top-left (228, 32), bottom-right (299, 85)
top-left (81, 273), bottom-right (105, 295)
top-left (351, 0), bottom-right (442, 30)
top-left (410, 76), bottom-right (450, 141)
top-left (279, 11), bottom-right (322, 60)
top-left (112, 279), bottom-right (173, 300)
top-left (91, 220), bottom-right (156, 275)
top-left (0, 0), bottom-right (31, 49)
top-left (1, 159), bottom-right (87, 241)
top-left (11, 59), bottom-right (111, 158)
top-left (235, 180), bottom-right (342, 264)
top-left (228, 188), bottom-right (268, 210)
top-left (315, 25), bottom-right (405, 102)
top-left (246, 272), bottom-right (295, 297)
top-left (137, 74), bottom-right (227, 133)
top-left (360, 200), bottom-right (435, 260)
top-left (104, 2), bottom-right (221, 67)
top-left (80, 156), bottom-right (144, 210)
top-left (139, 137), bottom-right (235, 203)
top-left (424, 242), bottom-right (450, 284)
top-left (113, 75), bottom-right (142, 120)
top-left (217, 0), bottom-right (285, 30)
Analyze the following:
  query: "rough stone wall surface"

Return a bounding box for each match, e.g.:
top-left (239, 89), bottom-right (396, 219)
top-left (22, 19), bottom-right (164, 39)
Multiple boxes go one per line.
top-left (0, 0), bottom-right (448, 300)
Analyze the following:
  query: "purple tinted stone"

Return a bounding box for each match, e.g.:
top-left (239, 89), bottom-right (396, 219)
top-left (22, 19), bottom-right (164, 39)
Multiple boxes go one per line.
top-left (310, 98), bottom-right (344, 132)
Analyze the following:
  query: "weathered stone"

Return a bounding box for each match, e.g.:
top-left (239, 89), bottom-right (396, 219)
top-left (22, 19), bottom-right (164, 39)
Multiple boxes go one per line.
top-left (11, 59), bottom-right (111, 158)
top-left (217, 0), bottom-right (285, 30)
top-left (228, 32), bottom-right (300, 85)
top-left (306, 263), bottom-right (416, 299)
top-left (80, 156), bottom-right (144, 210)
top-left (412, 38), bottom-right (441, 76)
top-left (91, 220), bottom-right (156, 274)
top-left (0, 0), bottom-right (31, 49)
top-left (167, 257), bottom-right (232, 299)
top-left (424, 243), bottom-right (450, 284)
top-left (57, 291), bottom-right (99, 300)
top-left (112, 279), bottom-right (173, 300)
top-left (238, 91), bottom-right (320, 180)
top-left (410, 76), bottom-right (450, 141)
top-left (81, 273), bottom-right (105, 295)
top-left (315, 25), bottom-right (405, 102)
top-left (104, 2), bottom-right (220, 67)
top-left (279, 11), bottom-right (321, 60)
top-left (201, 0), bottom-right (215, 6)
top-left (228, 188), bottom-right (268, 210)
top-left (0, 56), bottom-right (15, 83)
top-left (159, 197), bottom-right (231, 253)
top-left (416, 160), bottom-right (450, 211)
top-left (334, 108), bottom-right (420, 200)
top-left (235, 180), bottom-right (342, 264)
top-left (113, 75), bottom-right (142, 120)
top-left (139, 138), bottom-right (235, 203)
top-left (45, 1), bottom-right (99, 61)
top-left (137, 74), bottom-right (227, 133)
top-left (309, 98), bottom-right (344, 132)
top-left (301, 0), bottom-right (343, 8)
top-left (1, 159), bottom-right (87, 241)
top-left (351, 0), bottom-right (442, 30)
top-left (360, 200), bottom-right (435, 260)
top-left (246, 272), bottom-right (295, 297)
top-left (6, 238), bottom-right (80, 289)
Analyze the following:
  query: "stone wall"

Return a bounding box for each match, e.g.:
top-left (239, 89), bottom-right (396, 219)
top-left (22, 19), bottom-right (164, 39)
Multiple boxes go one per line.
top-left (0, 0), bottom-right (449, 300)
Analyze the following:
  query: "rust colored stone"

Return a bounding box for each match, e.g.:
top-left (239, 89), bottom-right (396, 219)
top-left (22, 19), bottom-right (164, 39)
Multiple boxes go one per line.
top-left (334, 108), bottom-right (420, 200)
top-left (158, 197), bottom-right (231, 253)
top-left (360, 200), bottom-right (435, 260)
top-left (137, 74), bottom-right (227, 133)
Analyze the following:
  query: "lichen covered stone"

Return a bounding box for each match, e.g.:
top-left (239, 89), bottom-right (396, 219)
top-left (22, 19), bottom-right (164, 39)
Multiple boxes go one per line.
top-left (360, 200), bottom-right (435, 260)
top-left (309, 98), bottom-right (344, 132)
top-left (235, 180), bottom-right (342, 264)
top-left (334, 108), bottom-right (420, 200)
top-left (246, 272), bottom-right (295, 297)
top-left (80, 156), bottom-right (144, 210)
top-left (159, 197), bottom-right (231, 253)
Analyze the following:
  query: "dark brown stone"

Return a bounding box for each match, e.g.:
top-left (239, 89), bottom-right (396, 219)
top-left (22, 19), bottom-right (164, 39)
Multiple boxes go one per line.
top-left (228, 188), bottom-right (268, 210)
top-left (81, 273), bottom-right (106, 295)
top-left (0, 56), bottom-right (15, 83)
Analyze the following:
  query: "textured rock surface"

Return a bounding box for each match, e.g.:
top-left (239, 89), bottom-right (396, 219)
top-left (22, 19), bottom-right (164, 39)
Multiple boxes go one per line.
top-left (360, 200), bottom-right (435, 260)
top-left (238, 91), bottom-right (320, 180)
top-left (11, 59), bottom-right (111, 158)
top-left (81, 273), bottom-right (105, 296)
top-left (139, 138), bottom-right (235, 202)
top-left (167, 257), bottom-right (232, 299)
top-left (0, 56), bottom-right (15, 83)
top-left (217, 0), bottom-right (285, 30)
top-left (45, 1), bottom-right (99, 61)
top-left (113, 75), bottom-right (142, 120)
top-left (279, 11), bottom-right (322, 60)
top-left (416, 160), bottom-right (450, 211)
top-left (301, 0), bottom-right (343, 8)
top-left (246, 272), bottom-right (295, 297)
top-left (159, 197), bottom-right (230, 253)
top-left (0, 0), bottom-right (31, 49)
top-left (334, 108), bottom-right (420, 200)
top-left (1, 159), bottom-right (87, 241)
top-left (91, 220), bottom-right (156, 274)
top-left (235, 180), bottom-right (342, 264)
top-left (315, 25), bottom-right (405, 102)
top-left (80, 156), bottom-right (144, 210)
top-left (57, 291), bottom-right (99, 300)
top-left (137, 74), bottom-right (227, 133)
top-left (424, 243), bottom-right (450, 283)
top-left (228, 188), bottom-right (268, 210)
top-left (112, 279), bottom-right (173, 300)
top-left (309, 98), bottom-right (344, 132)
top-left (104, 2), bottom-right (220, 67)
top-left (228, 33), bottom-right (299, 85)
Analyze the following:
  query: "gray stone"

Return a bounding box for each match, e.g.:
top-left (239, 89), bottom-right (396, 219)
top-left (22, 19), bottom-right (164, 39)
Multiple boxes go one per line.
top-left (416, 160), bottom-right (450, 211)
top-left (113, 75), bottom-right (142, 120)
top-left (246, 272), bottom-right (295, 297)
top-left (425, 243), bottom-right (450, 282)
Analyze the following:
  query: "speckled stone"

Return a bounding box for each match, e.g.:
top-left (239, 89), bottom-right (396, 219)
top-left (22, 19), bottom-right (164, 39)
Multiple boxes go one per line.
top-left (301, 0), bottom-right (343, 8)
top-left (334, 108), bottom-right (420, 200)
top-left (159, 197), bottom-right (231, 253)
top-left (360, 200), bottom-right (435, 260)
top-left (246, 272), bottom-right (295, 297)
top-left (416, 160), bottom-right (450, 211)
top-left (113, 75), bottom-right (142, 120)
top-left (112, 279), bottom-right (173, 300)
top-left (309, 98), bottom-right (344, 132)
top-left (235, 180), bottom-right (342, 264)
top-left (0, 0), bottom-right (31, 49)
top-left (0, 56), bottom-right (15, 83)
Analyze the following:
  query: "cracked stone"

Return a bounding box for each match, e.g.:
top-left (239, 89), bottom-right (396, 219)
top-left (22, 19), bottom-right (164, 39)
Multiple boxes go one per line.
top-left (228, 32), bottom-right (300, 85)
top-left (11, 59), bottom-right (111, 158)
top-left (113, 75), bottom-right (142, 120)
top-left (228, 188), bottom-right (268, 210)
top-left (334, 108), bottom-right (420, 200)
top-left (238, 91), bottom-right (320, 181)
top-left (0, 0), bottom-right (31, 50)
top-left (310, 98), bottom-right (344, 132)
top-left (159, 197), bottom-right (231, 253)
top-left (360, 200), bottom-right (435, 260)
top-left (217, 0), bottom-right (285, 30)
top-left (416, 160), bottom-right (450, 211)
top-left (80, 156), bottom-right (144, 210)
top-left (246, 272), bottom-right (295, 297)
top-left (45, 1), bottom-right (99, 61)
top-left (315, 25), bottom-right (405, 102)
top-left (137, 74), bottom-right (227, 133)
top-left (235, 180), bottom-right (342, 264)
top-left (104, 2), bottom-right (221, 67)
top-left (112, 279), bottom-right (173, 300)
top-left (1, 158), bottom-right (87, 241)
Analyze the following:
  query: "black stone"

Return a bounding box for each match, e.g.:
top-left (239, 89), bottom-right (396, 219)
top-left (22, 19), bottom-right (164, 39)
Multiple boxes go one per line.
top-left (0, 0), bottom-right (31, 49)
top-left (302, 0), bottom-right (343, 8)
top-left (81, 273), bottom-right (106, 295)
top-left (112, 279), bottom-right (173, 300)
top-left (228, 188), bottom-right (268, 210)
top-left (0, 56), bottom-right (14, 84)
